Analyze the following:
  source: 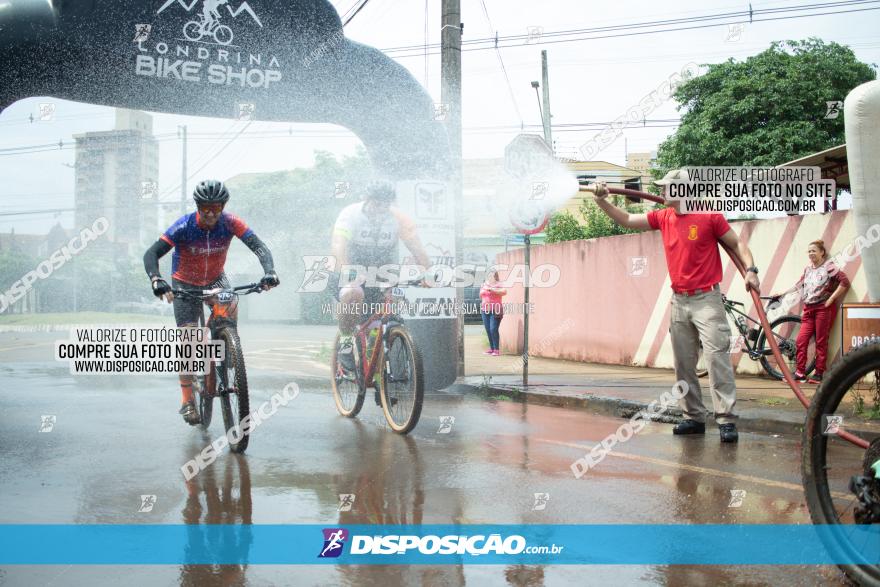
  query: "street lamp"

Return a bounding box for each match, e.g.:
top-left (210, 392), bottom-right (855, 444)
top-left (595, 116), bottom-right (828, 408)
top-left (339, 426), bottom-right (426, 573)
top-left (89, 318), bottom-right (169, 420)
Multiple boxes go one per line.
top-left (530, 81), bottom-right (544, 124)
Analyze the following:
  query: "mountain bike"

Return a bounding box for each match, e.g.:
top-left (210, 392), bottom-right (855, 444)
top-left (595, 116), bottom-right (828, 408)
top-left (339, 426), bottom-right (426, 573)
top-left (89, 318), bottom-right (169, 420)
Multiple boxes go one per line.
top-left (802, 342), bottom-right (880, 586)
top-left (173, 282), bottom-right (265, 453)
top-left (696, 294), bottom-right (815, 380)
top-left (183, 14), bottom-right (234, 46)
top-left (330, 280), bottom-right (424, 434)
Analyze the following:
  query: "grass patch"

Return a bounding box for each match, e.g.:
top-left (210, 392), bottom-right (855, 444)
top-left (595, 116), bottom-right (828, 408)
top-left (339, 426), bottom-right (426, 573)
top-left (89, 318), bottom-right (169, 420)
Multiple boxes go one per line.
top-left (314, 342), bottom-right (333, 364)
top-left (757, 397), bottom-right (789, 407)
top-left (489, 394), bottom-right (513, 402)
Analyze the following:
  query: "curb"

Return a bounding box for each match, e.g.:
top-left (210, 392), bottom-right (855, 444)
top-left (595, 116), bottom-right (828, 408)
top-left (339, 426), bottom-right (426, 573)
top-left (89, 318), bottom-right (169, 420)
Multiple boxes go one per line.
top-left (448, 381), bottom-right (808, 437)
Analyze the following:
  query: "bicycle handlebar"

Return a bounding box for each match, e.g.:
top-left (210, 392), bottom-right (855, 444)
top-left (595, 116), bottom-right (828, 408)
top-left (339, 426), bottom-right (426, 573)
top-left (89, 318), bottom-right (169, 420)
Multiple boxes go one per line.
top-left (171, 282), bottom-right (263, 299)
top-left (377, 278), bottom-right (424, 289)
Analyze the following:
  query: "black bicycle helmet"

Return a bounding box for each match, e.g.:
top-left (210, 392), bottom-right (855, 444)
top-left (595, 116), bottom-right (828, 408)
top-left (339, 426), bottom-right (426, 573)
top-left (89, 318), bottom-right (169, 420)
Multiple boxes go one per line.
top-left (364, 181), bottom-right (396, 202)
top-left (193, 180), bottom-right (230, 204)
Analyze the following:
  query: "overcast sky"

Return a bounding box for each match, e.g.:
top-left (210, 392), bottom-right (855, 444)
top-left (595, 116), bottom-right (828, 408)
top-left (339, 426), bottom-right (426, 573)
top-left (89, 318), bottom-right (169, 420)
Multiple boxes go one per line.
top-left (1, 0), bottom-right (877, 233)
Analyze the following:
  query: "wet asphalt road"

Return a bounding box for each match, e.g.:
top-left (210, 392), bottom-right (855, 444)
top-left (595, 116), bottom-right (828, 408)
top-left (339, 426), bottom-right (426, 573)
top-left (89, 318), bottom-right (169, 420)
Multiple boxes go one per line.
top-left (0, 326), bottom-right (850, 586)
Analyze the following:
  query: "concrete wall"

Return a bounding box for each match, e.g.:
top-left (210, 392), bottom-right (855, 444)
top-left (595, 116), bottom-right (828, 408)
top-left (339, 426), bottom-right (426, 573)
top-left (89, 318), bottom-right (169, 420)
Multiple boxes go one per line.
top-left (497, 210), bottom-right (870, 374)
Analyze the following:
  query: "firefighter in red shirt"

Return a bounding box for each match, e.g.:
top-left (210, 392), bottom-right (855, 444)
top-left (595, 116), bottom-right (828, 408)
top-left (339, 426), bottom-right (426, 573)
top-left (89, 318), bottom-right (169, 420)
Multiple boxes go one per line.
top-left (593, 169), bottom-right (760, 443)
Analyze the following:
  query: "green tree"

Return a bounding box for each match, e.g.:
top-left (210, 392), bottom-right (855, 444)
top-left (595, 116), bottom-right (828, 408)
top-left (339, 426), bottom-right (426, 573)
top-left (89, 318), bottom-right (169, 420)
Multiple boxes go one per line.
top-left (656, 39), bottom-right (876, 170)
top-left (578, 196), bottom-right (646, 239)
top-left (544, 211), bottom-right (586, 243)
top-left (228, 148), bottom-right (373, 323)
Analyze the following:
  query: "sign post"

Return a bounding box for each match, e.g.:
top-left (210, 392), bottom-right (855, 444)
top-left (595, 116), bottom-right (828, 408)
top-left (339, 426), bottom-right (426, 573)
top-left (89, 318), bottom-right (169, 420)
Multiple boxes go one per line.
top-left (504, 134), bottom-right (554, 387)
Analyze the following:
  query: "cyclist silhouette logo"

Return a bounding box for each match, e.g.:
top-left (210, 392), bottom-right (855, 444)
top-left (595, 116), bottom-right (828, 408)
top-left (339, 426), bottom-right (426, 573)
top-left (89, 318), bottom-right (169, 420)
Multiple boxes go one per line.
top-left (824, 415), bottom-right (844, 435)
top-left (337, 493), bottom-right (356, 511)
top-left (298, 256), bottom-right (334, 293)
top-left (157, 0), bottom-right (264, 47)
top-left (318, 528), bottom-right (349, 558)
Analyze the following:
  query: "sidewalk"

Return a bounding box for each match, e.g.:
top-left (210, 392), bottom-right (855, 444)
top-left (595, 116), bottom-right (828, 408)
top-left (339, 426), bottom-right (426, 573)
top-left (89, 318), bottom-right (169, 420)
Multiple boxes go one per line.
top-left (455, 325), bottom-right (878, 437)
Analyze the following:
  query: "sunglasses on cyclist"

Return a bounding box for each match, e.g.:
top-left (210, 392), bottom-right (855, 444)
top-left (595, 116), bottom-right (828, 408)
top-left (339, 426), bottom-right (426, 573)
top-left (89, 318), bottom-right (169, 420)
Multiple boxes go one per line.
top-left (198, 204), bottom-right (224, 214)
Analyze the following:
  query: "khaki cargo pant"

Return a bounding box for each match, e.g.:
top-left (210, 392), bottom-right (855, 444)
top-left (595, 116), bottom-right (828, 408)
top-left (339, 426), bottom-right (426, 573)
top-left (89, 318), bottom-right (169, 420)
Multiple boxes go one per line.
top-left (670, 288), bottom-right (737, 425)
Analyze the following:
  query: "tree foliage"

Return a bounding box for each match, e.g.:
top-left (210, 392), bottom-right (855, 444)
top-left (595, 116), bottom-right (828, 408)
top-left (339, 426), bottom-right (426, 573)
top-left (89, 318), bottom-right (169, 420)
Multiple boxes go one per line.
top-left (656, 39), bottom-right (876, 170)
top-left (228, 148), bottom-right (373, 323)
top-left (545, 211), bottom-right (586, 243)
top-left (578, 197), bottom-right (646, 239)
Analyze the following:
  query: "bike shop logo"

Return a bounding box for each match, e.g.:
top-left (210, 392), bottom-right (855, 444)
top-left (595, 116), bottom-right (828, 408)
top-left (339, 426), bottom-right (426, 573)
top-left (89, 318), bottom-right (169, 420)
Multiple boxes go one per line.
top-left (318, 528), bottom-right (349, 558)
top-left (158, 0), bottom-right (262, 46)
top-left (136, 0), bottom-right (283, 89)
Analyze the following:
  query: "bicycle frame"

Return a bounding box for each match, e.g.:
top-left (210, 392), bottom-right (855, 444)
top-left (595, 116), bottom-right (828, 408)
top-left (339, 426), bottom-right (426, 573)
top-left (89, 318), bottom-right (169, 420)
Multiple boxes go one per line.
top-left (721, 297), bottom-right (781, 360)
top-left (351, 289), bottom-right (406, 387)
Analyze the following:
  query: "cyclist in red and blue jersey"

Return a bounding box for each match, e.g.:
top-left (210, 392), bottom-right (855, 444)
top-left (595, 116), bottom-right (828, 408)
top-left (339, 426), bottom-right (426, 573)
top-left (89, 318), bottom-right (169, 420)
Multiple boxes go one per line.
top-left (143, 179), bottom-right (279, 424)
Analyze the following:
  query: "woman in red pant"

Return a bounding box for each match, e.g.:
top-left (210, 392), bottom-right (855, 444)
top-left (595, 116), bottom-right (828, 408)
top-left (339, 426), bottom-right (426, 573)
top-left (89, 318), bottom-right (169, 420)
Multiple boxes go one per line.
top-left (789, 240), bottom-right (850, 384)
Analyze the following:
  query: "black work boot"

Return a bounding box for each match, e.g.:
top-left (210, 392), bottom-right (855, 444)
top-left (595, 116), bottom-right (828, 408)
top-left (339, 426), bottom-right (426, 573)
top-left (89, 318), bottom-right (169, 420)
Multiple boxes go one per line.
top-left (719, 423), bottom-right (739, 443)
top-left (673, 419), bottom-right (706, 435)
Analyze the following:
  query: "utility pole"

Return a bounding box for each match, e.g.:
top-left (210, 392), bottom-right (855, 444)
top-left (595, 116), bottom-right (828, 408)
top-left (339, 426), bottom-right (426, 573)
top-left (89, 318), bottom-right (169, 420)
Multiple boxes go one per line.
top-left (540, 50), bottom-right (553, 153)
top-left (441, 0), bottom-right (463, 376)
top-left (178, 125), bottom-right (187, 214)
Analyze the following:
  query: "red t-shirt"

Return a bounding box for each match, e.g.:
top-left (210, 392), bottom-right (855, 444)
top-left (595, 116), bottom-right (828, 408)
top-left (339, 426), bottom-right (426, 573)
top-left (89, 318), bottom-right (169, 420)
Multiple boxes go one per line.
top-left (646, 208), bottom-right (731, 292)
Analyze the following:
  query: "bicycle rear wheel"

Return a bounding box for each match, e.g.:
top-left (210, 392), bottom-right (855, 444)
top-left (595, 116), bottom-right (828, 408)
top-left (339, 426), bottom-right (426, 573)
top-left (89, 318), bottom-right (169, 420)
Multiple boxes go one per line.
top-left (331, 332), bottom-right (365, 417)
top-left (802, 343), bottom-right (880, 586)
top-left (379, 326), bottom-right (424, 434)
top-left (194, 314), bottom-right (212, 428)
top-left (217, 327), bottom-right (250, 453)
top-left (757, 315), bottom-right (815, 380)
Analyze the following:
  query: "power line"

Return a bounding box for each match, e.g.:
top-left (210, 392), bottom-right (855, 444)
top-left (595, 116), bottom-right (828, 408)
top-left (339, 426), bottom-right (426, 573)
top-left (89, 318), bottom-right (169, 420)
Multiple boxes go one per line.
top-left (156, 120), bottom-right (254, 202)
top-left (384, 0), bottom-right (880, 52)
top-left (479, 0), bottom-right (524, 129)
top-left (380, 0), bottom-right (880, 57)
top-left (342, 0), bottom-right (372, 27)
top-left (0, 119), bottom-right (689, 154)
top-left (424, 0), bottom-right (429, 87)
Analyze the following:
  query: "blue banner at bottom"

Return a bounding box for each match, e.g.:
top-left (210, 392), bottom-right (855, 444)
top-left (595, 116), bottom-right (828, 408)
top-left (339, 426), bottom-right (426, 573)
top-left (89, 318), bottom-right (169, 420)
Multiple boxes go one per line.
top-left (0, 524), bottom-right (878, 565)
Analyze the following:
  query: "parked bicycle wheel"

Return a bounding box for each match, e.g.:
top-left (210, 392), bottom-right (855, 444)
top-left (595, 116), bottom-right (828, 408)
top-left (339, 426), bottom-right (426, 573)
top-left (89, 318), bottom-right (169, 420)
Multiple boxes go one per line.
top-left (216, 326), bottom-right (250, 453)
top-left (802, 343), bottom-right (880, 586)
top-left (331, 332), bottom-right (365, 418)
top-left (379, 326), bottom-right (424, 434)
top-left (757, 315), bottom-right (815, 380)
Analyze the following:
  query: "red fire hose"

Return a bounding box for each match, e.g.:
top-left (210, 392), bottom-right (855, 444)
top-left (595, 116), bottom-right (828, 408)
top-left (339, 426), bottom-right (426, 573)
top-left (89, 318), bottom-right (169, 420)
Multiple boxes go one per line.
top-left (586, 186), bottom-right (867, 448)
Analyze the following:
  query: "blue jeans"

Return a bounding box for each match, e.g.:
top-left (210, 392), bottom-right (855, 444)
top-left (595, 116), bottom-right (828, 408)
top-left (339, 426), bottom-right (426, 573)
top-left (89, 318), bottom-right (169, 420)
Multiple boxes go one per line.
top-left (481, 311), bottom-right (503, 350)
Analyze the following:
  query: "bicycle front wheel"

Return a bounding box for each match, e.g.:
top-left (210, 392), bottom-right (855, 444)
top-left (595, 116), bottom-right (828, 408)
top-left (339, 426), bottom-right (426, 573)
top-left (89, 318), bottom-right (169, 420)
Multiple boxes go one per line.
top-left (213, 25), bottom-right (233, 45)
top-left (217, 327), bottom-right (250, 453)
top-left (757, 315), bottom-right (815, 380)
top-left (802, 343), bottom-right (880, 586)
top-left (379, 326), bottom-right (424, 434)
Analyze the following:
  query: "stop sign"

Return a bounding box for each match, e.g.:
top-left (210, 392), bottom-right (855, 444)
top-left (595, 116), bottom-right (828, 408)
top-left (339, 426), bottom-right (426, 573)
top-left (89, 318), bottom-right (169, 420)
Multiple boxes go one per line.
top-left (505, 134), bottom-right (553, 234)
top-left (504, 134), bottom-right (553, 178)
